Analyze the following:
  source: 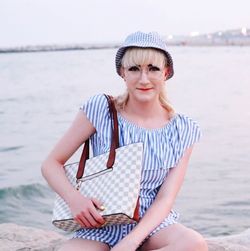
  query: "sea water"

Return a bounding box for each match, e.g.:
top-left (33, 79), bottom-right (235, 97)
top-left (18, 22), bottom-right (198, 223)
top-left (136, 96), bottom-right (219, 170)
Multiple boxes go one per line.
top-left (0, 46), bottom-right (250, 237)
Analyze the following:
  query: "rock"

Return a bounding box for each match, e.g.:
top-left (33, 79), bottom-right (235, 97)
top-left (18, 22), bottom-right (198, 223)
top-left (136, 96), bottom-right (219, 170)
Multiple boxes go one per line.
top-left (207, 228), bottom-right (250, 251)
top-left (0, 223), bottom-right (250, 251)
top-left (0, 223), bottom-right (66, 251)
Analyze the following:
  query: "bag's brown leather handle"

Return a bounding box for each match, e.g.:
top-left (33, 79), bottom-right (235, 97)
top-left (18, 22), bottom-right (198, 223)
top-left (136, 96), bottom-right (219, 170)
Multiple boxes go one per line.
top-left (76, 94), bottom-right (119, 179)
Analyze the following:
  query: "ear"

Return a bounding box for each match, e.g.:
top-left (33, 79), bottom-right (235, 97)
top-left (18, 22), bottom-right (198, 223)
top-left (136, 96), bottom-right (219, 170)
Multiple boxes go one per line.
top-left (119, 67), bottom-right (126, 80)
top-left (163, 67), bottom-right (170, 80)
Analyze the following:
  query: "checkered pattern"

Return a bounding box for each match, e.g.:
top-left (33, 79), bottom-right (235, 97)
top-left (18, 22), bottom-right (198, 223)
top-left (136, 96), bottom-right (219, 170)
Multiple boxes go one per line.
top-left (52, 142), bottom-right (143, 232)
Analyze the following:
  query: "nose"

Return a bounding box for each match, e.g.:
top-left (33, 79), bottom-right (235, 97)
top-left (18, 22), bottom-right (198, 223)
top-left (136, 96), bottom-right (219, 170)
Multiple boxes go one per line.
top-left (139, 70), bottom-right (150, 84)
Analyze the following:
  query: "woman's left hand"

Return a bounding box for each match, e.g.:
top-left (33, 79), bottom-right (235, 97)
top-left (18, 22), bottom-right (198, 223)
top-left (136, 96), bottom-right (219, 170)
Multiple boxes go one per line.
top-left (111, 237), bottom-right (138, 251)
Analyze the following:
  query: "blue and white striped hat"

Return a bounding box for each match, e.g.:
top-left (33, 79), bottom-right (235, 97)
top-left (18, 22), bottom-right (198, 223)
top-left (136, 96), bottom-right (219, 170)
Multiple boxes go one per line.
top-left (115, 31), bottom-right (174, 79)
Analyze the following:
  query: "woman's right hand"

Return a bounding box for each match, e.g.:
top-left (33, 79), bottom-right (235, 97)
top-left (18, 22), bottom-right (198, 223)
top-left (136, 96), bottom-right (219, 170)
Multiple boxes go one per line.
top-left (68, 191), bottom-right (106, 228)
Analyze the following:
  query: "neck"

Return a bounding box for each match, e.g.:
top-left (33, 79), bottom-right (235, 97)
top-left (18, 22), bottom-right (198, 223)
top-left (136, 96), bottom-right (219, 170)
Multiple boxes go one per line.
top-left (125, 96), bottom-right (165, 119)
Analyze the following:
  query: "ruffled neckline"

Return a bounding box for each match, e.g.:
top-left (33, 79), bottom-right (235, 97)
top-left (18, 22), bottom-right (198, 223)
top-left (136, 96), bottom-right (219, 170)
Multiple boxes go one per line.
top-left (117, 113), bottom-right (179, 133)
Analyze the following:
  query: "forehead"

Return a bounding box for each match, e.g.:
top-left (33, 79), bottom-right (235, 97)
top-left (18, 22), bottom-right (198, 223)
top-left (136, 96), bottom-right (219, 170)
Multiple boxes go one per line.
top-left (121, 48), bottom-right (166, 67)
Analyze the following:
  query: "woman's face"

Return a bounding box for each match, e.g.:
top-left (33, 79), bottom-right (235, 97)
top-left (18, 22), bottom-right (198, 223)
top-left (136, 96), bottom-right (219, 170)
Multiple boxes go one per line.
top-left (121, 64), bottom-right (169, 103)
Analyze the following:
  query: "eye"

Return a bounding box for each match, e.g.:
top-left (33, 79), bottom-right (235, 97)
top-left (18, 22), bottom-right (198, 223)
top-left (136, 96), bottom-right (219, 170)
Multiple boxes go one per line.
top-left (148, 65), bottom-right (161, 72)
top-left (128, 66), bottom-right (140, 71)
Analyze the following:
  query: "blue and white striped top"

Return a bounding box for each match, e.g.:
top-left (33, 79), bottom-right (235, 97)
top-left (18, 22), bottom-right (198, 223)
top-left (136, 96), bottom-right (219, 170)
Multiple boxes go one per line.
top-left (80, 94), bottom-right (201, 215)
top-left (74, 94), bottom-right (201, 247)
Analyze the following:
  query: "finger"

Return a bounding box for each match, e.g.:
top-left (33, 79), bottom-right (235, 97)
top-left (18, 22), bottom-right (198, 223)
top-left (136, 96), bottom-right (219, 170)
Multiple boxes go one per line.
top-left (91, 197), bottom-right (105, 211)
top-left (74, 215), bottom-right (88, 228)
top-left (81, 211), bottom-right (99, 228)
top-left (89, 207), bottom-right (105, 225)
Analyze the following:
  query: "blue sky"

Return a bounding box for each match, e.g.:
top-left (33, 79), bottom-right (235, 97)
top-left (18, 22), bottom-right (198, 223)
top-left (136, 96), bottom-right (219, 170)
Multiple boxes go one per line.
top-left (0, 0), bottom-right (249, 46)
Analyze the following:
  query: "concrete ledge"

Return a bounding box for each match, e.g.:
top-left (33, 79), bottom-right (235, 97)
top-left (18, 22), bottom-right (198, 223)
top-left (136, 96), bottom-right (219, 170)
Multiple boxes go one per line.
top-left (0, 223), bottom-right (250, 250)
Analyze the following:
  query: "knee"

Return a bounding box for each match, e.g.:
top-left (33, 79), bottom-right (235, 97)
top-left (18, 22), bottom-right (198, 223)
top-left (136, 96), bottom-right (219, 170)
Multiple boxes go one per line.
top-left (194, 236), bottom-right (208, 251)
top-left (186, 234), bottom-right (208, 251)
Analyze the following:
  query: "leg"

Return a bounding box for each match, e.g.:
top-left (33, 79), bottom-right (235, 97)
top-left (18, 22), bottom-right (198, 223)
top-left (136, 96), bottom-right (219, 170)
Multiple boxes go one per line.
top-left (140, 223), bottom-right (208, 251)
top-left (58, 238), bottom-right (110, 251)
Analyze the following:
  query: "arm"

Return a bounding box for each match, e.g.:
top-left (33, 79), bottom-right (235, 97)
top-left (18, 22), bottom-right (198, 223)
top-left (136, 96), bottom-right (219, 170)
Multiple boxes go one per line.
top-left (112, 146), bottom-right (194, 250)
top-left (41, 110), bottom-right (105, 227)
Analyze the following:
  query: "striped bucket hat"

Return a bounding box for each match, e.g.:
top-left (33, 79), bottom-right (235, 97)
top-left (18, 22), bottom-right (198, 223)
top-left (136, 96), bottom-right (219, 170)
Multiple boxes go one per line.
top-left (115, 31), bottom-right (174, 79)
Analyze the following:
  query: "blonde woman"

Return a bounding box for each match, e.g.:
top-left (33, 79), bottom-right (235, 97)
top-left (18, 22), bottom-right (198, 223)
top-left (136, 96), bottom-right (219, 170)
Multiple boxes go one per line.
top-left (42, 31), bottom-right (208, 251)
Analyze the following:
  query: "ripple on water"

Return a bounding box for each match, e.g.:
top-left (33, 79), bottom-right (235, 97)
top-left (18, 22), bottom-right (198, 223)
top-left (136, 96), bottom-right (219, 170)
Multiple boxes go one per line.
top-left (0, 146), bottom-right (24, 152)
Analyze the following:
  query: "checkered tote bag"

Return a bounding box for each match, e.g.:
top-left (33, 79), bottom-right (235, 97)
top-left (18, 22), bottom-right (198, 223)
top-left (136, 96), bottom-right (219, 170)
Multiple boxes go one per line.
top-left (52, 95), bottom-right (143, 232)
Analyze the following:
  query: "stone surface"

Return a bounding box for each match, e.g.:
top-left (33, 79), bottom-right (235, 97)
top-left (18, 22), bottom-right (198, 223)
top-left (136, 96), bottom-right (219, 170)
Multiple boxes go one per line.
top-left (207, 228), bottom-right (250, 251)
top-left (0, 223), bottom-right (250, 251)
top-left (0, 223), bottom-right (66, 251)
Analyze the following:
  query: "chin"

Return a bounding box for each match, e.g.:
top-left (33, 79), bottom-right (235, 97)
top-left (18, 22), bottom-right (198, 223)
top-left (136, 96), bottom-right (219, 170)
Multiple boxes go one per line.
top-left (133, 91), bottom-right (157, 103)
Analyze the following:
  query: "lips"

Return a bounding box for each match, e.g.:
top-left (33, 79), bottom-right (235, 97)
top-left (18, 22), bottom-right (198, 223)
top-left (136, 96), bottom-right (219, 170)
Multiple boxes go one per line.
top-left (137, 88), bottom-right (153, 91)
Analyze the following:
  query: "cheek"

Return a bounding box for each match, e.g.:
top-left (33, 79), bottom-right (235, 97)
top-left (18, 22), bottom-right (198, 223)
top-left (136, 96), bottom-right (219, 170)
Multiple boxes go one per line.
top-left (153, 78), bottom-right (165, 85)
top-left (124, 77), bottom-right (137, 87)
top-left (155, 81), bottom-right (165, 92)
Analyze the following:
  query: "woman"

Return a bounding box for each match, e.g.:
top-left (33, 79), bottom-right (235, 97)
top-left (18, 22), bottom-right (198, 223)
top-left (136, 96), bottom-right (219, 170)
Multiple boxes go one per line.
top-left (42, 31), bottom-right (208, 251)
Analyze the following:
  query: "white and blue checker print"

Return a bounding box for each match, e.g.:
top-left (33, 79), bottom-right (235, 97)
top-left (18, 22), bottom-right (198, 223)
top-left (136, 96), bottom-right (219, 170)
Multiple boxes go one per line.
top-left (52, 142), bottom-right (143, 232)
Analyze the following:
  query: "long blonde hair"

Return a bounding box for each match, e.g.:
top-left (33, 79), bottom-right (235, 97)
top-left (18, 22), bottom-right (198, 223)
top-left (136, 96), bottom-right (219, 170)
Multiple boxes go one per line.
top-left (115, 47), bottom-right (175, 116)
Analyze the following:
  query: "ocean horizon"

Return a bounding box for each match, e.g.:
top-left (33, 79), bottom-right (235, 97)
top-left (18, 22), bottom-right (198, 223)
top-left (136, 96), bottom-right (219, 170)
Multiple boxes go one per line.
top-left (1, 28), bottom-right (250, 53)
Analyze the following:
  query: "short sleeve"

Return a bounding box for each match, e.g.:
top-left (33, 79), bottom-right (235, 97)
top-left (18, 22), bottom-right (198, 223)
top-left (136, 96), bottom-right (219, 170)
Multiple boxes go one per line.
top-left (80, 94), bottom-right (110, 132)
top-left (168, 114), bottom-right (202, 167)
top-left (177, 114), bottom-right (201, 149)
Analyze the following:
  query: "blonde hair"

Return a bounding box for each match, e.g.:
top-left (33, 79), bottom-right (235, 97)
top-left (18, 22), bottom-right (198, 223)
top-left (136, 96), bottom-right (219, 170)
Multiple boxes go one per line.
top-left (121, 47), bottom-right (166, 69)
top-left (115, 47), bottom-right (175, 116)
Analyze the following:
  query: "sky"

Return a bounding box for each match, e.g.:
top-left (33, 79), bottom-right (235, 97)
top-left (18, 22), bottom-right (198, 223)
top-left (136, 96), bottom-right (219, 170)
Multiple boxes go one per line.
top-left (0, 0), bottom-right (249, 47)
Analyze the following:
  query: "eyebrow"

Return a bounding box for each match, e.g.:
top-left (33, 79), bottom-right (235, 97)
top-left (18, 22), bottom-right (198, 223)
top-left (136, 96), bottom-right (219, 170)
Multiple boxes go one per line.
top-left (131, 64), bottom-right (157, 67)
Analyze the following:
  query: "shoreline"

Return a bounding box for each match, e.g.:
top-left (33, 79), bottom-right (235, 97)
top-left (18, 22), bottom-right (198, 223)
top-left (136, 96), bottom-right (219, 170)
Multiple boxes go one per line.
top-left (1, 28), bottom-right (249, 53)
top-left (0, 42), bottom-right (250, 54)
top-left (0, 43), bottom-right (119, 54)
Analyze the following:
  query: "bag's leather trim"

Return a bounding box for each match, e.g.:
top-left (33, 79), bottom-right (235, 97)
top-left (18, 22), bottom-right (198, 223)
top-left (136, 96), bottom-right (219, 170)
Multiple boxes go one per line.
top-left (76, 94), bottom-right (119, 179)
top-left (52, 212), bottom-right (138, 223)
top-left (133, 197), bottom-right (140, 221)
